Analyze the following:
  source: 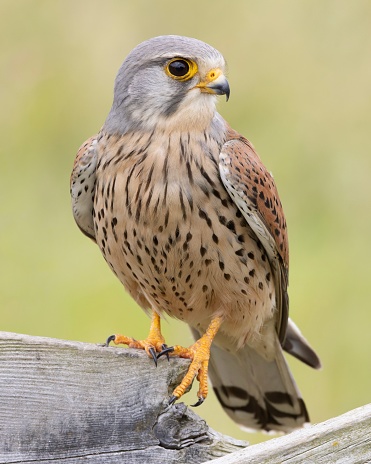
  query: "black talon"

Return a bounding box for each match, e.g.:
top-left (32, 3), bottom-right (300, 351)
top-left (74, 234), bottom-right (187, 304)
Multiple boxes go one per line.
top-left (161, 344), bottom-right (170, 362)
top-left (105, 335), bottom-right (116, 347)
top-left (149, 347), bottom-right (158, 367)
top-left (157, 346), bottom-right (174, 360)
top-left (191, 397), bottom-right (205, 407)
top-left (169, 395), bottom-right (177, 405)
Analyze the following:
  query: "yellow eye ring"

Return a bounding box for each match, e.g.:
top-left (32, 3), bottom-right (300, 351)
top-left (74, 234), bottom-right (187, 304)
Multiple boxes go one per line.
top-left (165, 58), bottom-right (198, 81)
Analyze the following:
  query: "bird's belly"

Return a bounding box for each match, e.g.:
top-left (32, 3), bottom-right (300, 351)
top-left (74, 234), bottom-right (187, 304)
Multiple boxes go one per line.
top-left (94, 169), bottom-right (276, 347)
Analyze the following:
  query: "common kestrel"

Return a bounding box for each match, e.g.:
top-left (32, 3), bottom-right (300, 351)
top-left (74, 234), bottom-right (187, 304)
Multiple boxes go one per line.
top-left (71, 35), bottom-right (321, 432)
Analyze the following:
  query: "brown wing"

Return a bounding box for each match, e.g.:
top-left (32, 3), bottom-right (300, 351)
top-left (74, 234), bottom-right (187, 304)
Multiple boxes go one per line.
top-left (70, 135), bottom-right (98, 241)
top-left (219, 127), bottom-right (289, 341)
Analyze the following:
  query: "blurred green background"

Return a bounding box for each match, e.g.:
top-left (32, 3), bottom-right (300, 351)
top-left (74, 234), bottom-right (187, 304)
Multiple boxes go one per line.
top-left (1, 0), bottom-right (370, 445)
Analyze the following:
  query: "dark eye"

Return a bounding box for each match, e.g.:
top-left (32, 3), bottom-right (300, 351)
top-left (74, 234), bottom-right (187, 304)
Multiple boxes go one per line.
top-left (165, 58), bottom-right (198, 81)
top-left (168, 59), bottom-right (190, 77)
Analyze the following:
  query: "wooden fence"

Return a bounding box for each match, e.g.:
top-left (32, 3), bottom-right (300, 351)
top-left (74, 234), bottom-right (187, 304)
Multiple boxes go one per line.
top-left (0, 332), bottom-right (369, 463)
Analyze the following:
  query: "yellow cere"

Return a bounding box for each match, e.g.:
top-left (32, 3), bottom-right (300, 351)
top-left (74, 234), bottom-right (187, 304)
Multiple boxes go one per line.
top-left (195, 68), bottom-right (224, 94)
top-left (204, 68), bottom-right (223, 83)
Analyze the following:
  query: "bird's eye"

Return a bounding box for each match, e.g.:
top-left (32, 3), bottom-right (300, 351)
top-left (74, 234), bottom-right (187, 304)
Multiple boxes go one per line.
top-left (165, 58), bottom-right (198, 81)
top-left (169, 60), bottom-right (189, 77)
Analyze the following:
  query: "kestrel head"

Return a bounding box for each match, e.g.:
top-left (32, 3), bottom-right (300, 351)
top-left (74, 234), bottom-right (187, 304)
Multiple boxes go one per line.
top-left (104, 35), bottom-right (230, 134)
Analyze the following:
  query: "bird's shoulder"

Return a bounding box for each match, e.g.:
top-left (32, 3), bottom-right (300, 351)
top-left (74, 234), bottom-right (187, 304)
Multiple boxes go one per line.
top-left (220, 125), bottom-right (289, 269)
top-left (70, 135), bottom-right (99, 241)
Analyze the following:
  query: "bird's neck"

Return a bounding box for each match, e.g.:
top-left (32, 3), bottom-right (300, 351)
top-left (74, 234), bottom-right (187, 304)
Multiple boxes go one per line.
top-left (104, 92), bottom-right (225, 135)
top-left (104, 111), bottom-right (227, 146)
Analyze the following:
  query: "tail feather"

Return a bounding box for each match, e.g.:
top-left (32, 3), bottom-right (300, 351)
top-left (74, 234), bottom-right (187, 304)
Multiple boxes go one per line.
top-left (191, 327), bottom-right (310, 433)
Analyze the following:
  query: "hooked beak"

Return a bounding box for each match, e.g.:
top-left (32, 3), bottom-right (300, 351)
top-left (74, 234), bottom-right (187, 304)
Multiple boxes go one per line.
top-left (195, 68), bottom-right (230, 101)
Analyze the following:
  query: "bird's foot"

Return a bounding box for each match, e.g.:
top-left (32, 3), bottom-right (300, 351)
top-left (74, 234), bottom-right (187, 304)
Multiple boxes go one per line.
top-left (158, 315), bottom-right (223, 406)
top-left (105, 311), bottom-right (168, 366)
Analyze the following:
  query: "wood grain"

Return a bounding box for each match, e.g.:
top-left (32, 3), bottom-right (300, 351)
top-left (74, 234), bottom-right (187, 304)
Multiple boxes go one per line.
top-left (0, 332), bottom-right (246, 463)
top-left (210, 403), bottom-right (371, 463)
top-left (1, 332), bottom-right (369, 464)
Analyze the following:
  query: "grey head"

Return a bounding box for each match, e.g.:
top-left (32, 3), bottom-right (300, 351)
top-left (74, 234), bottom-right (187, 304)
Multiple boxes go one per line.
top-left (104, 35), bottom-right (230, 134)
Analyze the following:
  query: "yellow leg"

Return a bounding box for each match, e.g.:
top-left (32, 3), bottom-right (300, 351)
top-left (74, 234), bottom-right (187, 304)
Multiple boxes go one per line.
top-left (163, 315), bottom-right (223, 406)
top-left (106, 311), bottom-right (166, 364)
top-left (107, 312), bottom-right (223, 405)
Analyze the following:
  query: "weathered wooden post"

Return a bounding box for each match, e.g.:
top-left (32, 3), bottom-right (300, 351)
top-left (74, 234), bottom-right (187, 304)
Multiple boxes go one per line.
top-left (0, 331), bottom-right (370, 463)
